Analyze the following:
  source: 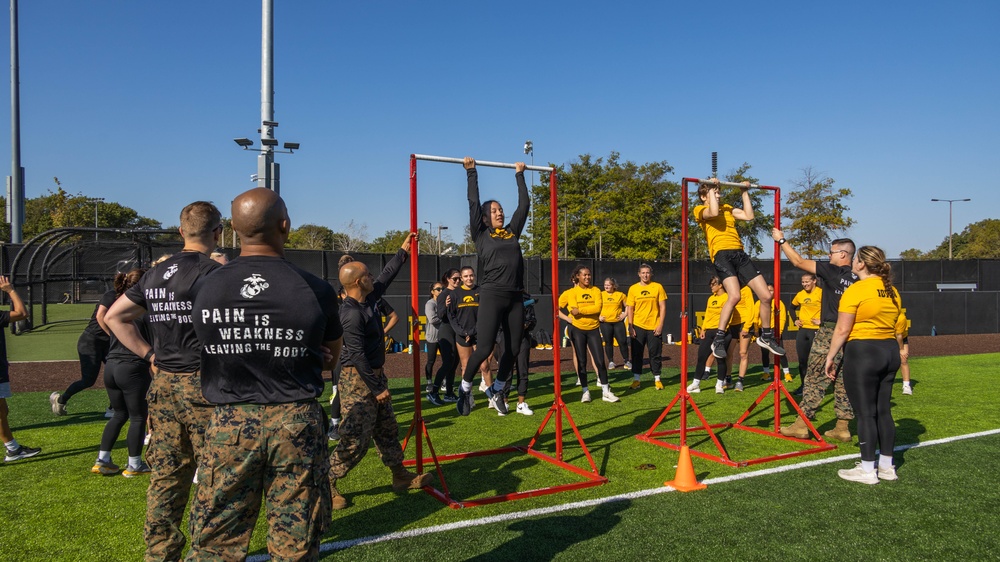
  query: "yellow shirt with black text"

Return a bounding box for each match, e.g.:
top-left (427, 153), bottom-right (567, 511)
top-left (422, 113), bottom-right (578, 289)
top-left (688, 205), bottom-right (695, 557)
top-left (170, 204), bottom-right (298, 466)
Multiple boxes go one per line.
top-left (600, 290), bottom-right (626, 322)
top-left (565, 285), bottom-right (603, 331)
top-left (839, 277), bottom-right (901, 341)
top-left (626, 282), bottom-right (667, 331)
top-left (792, 288), bottom-right (822, 330)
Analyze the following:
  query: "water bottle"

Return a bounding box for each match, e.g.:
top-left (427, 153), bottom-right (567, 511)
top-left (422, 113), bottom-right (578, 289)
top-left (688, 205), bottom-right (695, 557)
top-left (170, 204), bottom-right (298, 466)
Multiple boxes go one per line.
top-left (931, 325), bottom-right (937, 336)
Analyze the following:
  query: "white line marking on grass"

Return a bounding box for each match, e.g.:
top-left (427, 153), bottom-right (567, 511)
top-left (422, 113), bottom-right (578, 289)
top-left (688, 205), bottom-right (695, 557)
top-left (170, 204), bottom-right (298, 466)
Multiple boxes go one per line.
top-left (245, 428), bottom-right (1000, 561)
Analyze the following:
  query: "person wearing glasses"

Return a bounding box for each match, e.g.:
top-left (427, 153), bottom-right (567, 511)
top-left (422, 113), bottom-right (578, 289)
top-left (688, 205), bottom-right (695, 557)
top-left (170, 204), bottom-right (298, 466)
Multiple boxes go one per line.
top-left (772, 229), bottom-right (858, 442)
top-left (429, 269), bottom-right (462, 405)
top-left (694, 180), bottom-right (786, 363)
top-left (687, 276), bottom-right (735, 394)
top-left (456, 157), bottom-right (530, 417)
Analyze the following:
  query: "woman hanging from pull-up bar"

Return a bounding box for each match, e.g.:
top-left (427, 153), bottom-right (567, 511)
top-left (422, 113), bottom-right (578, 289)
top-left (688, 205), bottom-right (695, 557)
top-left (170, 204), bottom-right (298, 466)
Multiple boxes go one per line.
top-left (455, 156), bottom-right (529, 418)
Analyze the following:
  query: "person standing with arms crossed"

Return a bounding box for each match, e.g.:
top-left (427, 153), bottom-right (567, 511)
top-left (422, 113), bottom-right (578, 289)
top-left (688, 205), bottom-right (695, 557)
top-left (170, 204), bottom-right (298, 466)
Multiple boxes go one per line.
top-left (329, 232), bottom-right (433, 510)
top-left (0, 276), bottom-right (40, 462)
top-left (694, 180), bottom-right (785, 361)
top-left (772, 229), bottom-right (857, 442)
top-left (626, 264), bottom-right (667, 390)
top-left (187, 188), bottom-right (342, 560)
top-left (105, 201), bottom-right (222, 561)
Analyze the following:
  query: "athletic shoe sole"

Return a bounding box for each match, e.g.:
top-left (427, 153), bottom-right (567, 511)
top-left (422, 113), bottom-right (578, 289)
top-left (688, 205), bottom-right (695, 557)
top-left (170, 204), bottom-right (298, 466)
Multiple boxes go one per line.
top-left (756, 337), bottom-right (786, 356)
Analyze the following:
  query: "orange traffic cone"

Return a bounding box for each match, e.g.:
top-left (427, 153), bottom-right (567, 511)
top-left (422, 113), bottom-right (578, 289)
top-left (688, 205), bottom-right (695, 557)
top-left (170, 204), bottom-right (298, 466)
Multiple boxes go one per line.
top-left (665, 445), bottom-right (707, 492)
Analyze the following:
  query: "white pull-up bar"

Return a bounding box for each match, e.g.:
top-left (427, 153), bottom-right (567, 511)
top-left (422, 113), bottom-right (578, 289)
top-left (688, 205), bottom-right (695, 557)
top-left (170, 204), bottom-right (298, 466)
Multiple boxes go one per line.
top-left (412, 153), bottom-right (555, 173)
top-left (693, 177), bottom-right (763, 189)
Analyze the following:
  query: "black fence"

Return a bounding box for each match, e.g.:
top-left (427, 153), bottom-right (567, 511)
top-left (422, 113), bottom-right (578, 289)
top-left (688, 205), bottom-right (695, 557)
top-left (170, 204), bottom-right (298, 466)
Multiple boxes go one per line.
top-left (2, 241), bottom-right (995, 339)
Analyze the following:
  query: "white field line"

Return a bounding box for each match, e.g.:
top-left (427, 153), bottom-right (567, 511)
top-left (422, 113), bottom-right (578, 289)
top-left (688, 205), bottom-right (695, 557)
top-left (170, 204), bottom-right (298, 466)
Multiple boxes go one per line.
top-left (245, 428), bottom-right (1000, 562)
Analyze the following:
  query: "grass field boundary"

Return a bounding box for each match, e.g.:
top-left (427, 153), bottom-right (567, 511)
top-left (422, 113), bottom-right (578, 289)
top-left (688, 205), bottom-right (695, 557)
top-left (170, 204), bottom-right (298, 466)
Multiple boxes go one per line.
top-left (244, 428), bottom-right (1000, 561)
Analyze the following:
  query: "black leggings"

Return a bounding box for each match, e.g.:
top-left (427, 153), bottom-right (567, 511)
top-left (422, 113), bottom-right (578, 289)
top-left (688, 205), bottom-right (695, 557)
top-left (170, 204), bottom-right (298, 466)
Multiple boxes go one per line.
top-left (695, 328), bottom-right (730, 381)
top-left (100, 359), bottom-right (151, 457)
top-left (599, 321), bottom-right (628, 365)
top-left (462, 290), bottom-right (523, 384)
top-left (570, 326), bottom-right (609, 387)
top-left (630, 325), bottom-right (662, 376)
top-left (842, 339), bottom-right (900, 462)
top-left (498, 331), bottom-right (532, 397)
top-left (795, 328), bottom-right (816, 378)
top-left (62, 332), bottom-right (110, 404)
top-left (433, 325), bottom-right (458, 394)
top-left (424, 341), bottom-right (439, 382)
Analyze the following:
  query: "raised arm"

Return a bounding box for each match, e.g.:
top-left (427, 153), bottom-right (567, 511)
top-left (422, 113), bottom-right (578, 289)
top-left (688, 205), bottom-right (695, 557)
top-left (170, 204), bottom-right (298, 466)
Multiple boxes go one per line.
top-left (772, 228), bottom-right (817, 274)
top-left (0, 276), bottom-right (27, 322)
top-left (466, 157), bottom-right (484, 234)
top-left (509, 162), bottom-right (530, 236)
top-left (731, 182), bottom-right (754, 221)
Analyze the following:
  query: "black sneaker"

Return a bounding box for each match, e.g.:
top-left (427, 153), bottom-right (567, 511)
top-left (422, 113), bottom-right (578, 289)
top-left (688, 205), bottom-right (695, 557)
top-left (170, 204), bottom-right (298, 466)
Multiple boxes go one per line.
top-left (427, 392), bottom-right (444, 406)
top-left (456, 389), bottom-right (473, 416)
top-left (4, 444), bottom-right (41, 462)
top-left (711, 338), bottom-right (727, 359)
top-left (756, 335), bottom-right (786, 356)
top-left (441, 393), bottom-right (459, 403)
top-left (793, 386), bottom-right (804, 396)
top-left (485, 385), bottom-right (508, 416)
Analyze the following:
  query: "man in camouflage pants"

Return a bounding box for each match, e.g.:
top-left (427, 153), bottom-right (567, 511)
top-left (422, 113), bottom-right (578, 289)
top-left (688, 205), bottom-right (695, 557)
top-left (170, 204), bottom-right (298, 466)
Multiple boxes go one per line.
top-left (772, 230), bottom-right (858, 442)
top-left (107, 201), bottom-right (222, 561)
top-left (330, 234), bottom-right (433, 510)
top-left (187, 188), bottom-right (343, 560)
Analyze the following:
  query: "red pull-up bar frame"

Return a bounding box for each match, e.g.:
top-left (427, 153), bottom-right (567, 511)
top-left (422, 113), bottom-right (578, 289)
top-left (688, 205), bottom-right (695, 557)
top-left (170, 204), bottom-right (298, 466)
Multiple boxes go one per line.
top-left (401, 153), bottom-right (606, 508)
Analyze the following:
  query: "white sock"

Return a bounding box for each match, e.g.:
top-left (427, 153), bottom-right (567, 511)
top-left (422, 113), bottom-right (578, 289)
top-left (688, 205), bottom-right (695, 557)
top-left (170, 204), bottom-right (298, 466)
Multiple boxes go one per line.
top-left (98, 450), bottom-right (112, 463)
top-left (331, 418), bottom-right (341, 426)
top-left (128, 455), bottom-right (142, 467)
top-left (600, 384), bottom-right (608, 391)
top-left (860, 460), bottom-right (875, 472)
top-left (783, 368), bottom-right (790, 375)
top-left (692, 378), bottom-right (701, 385)
top-left (461, 380), bottom-right (473, 392)
top-left (5, 439), bottom-right (19, 452)
top-left (633, 374), bottom-right (641, 381)
top-left (902, 381), bottom-right (911, 388)
top-left (654, 375), bottom-right (661, 382)
top-left (878, 455), bottom-right (894, 470)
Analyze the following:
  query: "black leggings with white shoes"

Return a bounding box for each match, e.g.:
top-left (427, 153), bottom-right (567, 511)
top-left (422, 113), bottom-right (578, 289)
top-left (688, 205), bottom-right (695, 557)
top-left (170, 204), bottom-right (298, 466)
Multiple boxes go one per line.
top-left (462, 289), bottom-right (523, 386)
top-left (842, 339), bottom-right (900, 462)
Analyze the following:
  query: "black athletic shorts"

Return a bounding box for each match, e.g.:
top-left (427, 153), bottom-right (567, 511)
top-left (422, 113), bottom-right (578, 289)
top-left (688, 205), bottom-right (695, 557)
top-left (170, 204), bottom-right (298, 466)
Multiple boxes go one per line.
top-left (456, 334), bottom-right (478, 348)
top-left (713, 249), bottom-right (761, 286)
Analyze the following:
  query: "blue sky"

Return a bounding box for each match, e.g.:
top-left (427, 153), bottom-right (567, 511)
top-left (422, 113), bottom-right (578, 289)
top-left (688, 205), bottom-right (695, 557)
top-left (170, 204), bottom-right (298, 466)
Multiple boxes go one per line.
top-left (2, 1), bottom-right (997, 258)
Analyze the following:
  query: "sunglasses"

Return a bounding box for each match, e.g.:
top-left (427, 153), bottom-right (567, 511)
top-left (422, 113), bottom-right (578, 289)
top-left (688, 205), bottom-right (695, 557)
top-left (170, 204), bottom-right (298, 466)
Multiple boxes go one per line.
top-left (432, 287), bottom-right (443, 292)
top-left (450, 277), bottom-right (460, 281)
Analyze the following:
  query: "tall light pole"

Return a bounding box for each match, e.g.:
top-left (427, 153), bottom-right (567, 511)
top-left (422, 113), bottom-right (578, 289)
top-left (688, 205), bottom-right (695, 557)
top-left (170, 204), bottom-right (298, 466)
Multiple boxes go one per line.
top-left (87, 197), bottom-right (104, 241)
top-left (931, 198), bottom-right (971, 260)
top-left (437, 225), bottom-right (448, 255)
top-left (523, 140), bottom-right (533, 251)
top-left (8, 0), bottom-right (25, 243)
top-left (423, 221), bottom-right (432, 253)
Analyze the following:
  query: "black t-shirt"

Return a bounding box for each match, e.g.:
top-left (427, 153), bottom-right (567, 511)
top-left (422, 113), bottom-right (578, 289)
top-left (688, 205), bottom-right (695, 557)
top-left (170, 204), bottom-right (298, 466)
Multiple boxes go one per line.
top-left (193, 255), bottom-right (342, 404)
top-left (468, 168), bottom-right (529, 292)
top-left (83, 290), bottom-right (118, 341)
top-left (0, 311), bottom-right (9, 384)
top-left (107, 318), bottom-right (152, 366)
top-left (124, 251), bottom-right (221, 372)
top-left (815, 261), bottom-right (859, 323)
top-left (448, 285), bottom-right (480, 339)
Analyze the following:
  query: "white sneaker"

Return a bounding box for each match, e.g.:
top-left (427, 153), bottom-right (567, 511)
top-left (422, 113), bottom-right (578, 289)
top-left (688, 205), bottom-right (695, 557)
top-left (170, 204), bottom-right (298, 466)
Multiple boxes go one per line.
top-left (50, 392), bottom-right (66, 416)
top-left (624, 361), bottom-right (632, 370)
top-left (602, 387), bottom-right (620, 403)
top-left (715, 382), bottom-right (724, 394)
top-left (902, 384), bottom-right (912, 395)
top-left (877, 466), bottom-right (898, 481)
top-left (575, 376), bottom-right (582, 386)
top-left (837, 463), bottom-right (878, 485)
top-left (686, 379), bottom-right (701, 394)
top-left (608, 362), bottom-right (616, 370)
top-left (143, 433), bottom-right (151, 446)
top-left (479, 380), bottom-right (489, 393)
top-left (581, 389), bottom-right (592, 403)
top-left (516, 402), bottom-right (534, 416)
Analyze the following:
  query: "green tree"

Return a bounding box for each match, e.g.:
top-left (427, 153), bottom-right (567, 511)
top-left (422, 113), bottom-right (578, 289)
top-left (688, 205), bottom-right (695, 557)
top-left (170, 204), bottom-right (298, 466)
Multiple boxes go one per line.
top-left (367, 228), bottom-right (431, 254)
top-left (526, 152), bottom-right (680, 261)
top-left (921, 218), bottom-right (1000, 259)
top-left (287, 224), bottom-right (334, 250)
top-left (331, 220), bottom-right (369, 253)
top-left (782, 167), bottom-right (854, 259)
top-left (899, 248), bottom-right (925, 260)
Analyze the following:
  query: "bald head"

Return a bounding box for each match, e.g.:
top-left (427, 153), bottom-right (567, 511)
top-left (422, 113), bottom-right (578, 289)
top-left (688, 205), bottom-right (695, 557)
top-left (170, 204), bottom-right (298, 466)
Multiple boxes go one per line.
top-left (339, 261), bottom-right (372, 300)
top-left (232, 188), bottom-right (290, 248)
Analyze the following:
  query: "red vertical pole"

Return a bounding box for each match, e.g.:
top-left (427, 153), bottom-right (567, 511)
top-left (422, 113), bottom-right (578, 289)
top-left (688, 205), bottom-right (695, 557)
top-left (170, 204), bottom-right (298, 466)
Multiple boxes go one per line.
top-left (679, 179), bottom-right (690, 446)
top-left (772, 187), bottom-right (781, 425)
top-left (549, 170), bottom-right (563, 461)
top-left (409, 154), bottom-right (423, 471)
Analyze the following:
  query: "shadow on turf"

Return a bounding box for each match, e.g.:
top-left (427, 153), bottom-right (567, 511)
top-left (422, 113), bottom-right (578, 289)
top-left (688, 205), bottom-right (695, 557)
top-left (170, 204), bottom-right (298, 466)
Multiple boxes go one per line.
top-left (15, 412), bottom-right (109, 431)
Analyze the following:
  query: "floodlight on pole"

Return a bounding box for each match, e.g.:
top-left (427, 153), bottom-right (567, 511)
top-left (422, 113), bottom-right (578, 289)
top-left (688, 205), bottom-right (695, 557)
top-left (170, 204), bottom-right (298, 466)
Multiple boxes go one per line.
top-left (437, 225), bottom-right (448, 255)
top-left (930, 198), bottom-right (971, 260)
top-left (524, 140), bottom-right (534, 251)
top-left (86, 197), bottom-right (104, 241)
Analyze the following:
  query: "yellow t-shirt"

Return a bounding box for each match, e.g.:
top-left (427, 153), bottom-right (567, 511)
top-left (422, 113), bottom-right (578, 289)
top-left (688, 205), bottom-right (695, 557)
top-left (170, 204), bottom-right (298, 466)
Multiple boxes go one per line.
top-left (702, 293), bottom-right (728, 331)
top-left (792, 288), bottom-right (822, 330)
top-left (693, 203), bottom-right (744, 260)
top-left (626, 281), bottom-right (667, 331)
top-left (751, 299), bottom-right (786, 332)
top-left (565, 285), bottom-right (603, 331)
top-left (839, 277), bottom-right (901, 341)
top-left (730, 285), bottom-right (754, 326)
top-left (895, 310), bottom-right (909, 338)
top-left (600, 290), bottom-right (626, 322)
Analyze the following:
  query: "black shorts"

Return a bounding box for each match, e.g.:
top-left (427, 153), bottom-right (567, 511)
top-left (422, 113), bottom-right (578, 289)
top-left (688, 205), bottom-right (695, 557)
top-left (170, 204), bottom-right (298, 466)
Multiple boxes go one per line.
top-left (456, 335), bottom-right (477, 348)
top-left (713, 249), bottom-right (761, 286)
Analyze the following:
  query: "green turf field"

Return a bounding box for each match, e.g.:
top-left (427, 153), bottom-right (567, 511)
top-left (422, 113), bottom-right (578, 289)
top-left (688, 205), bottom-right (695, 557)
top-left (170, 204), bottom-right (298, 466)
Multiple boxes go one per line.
top-left (7, 304), bottom-right (94, 362)
top-left (1, 354), bottom-right (998, 561)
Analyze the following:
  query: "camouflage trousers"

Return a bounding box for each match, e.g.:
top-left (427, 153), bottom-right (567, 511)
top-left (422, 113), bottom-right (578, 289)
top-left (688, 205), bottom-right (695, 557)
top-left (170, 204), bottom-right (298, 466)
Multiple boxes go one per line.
top-left (186, 401), bottom-right (331, 562)
top-left (798, 323), bottom-right (854, 421)
top-left (145, 370), bottom-right (213, 562)
top-left (329, 367), bottom-right (404, 484)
